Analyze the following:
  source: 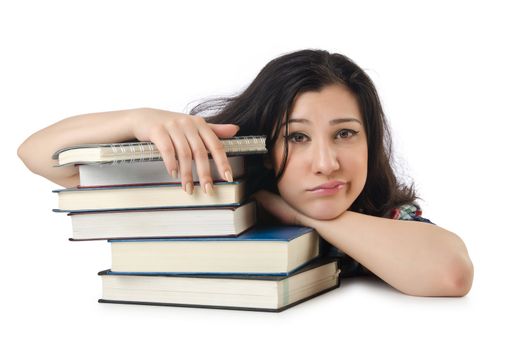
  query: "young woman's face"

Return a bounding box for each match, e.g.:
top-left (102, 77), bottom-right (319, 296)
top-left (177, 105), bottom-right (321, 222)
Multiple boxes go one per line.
top-left (271, 84), bottom-right (368, 220)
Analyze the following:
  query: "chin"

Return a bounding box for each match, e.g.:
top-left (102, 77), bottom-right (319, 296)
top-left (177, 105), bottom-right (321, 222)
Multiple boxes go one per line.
top-left (300, 204), bottom-right (348, 221)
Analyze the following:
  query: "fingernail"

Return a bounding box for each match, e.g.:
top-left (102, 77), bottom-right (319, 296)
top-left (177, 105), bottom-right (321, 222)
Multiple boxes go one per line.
top-left (185, 182), bottom-right (193, 195)
top-left (204, 182), bottom-right (214, 196)
top-left (172, 169), bottom-right (178, 179)
top-left (224, 170), bottom-right (233, 182)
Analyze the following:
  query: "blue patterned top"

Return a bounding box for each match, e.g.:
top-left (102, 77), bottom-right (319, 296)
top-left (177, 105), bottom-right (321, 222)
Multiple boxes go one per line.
top-left (320, 203), bottom-right (434, 278)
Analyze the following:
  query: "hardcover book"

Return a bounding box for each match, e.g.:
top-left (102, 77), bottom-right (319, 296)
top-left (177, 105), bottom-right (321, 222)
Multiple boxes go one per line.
top-left (68, 201), bottom-right (257, 241)
top-left (109, 225), bottom-right (320, 275)
top-left (78, 156), bottom-right (245, 187)
top-left (53, 181), bottom-right (245, 212)
top-left (98, 258), bottom-right (340, 312)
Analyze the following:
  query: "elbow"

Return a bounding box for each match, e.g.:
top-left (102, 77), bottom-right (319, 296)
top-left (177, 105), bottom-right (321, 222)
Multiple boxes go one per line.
top-left (17, 141), bottom-right (29, 164)
top-left (18, 140), bottom-right (39, 175)
top-left (442, 254), bottom-right (474, 297)
top-left (402, 256), bottom-right (474, 298)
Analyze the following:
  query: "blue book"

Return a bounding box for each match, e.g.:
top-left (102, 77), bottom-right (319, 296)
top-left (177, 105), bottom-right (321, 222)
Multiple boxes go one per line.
top-left (109, 225), bottom-right (320, 276)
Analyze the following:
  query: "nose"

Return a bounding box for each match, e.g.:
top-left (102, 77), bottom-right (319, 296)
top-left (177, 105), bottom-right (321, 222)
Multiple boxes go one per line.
top-left (311, 139), bottom-right (340, 175)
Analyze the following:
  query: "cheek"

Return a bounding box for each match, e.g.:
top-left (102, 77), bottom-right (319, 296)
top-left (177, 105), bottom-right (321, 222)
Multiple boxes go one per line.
top-left (357, 148), bottom-right (368, 174)
top-left (352, 149), bottom-right (369, 190)
top-left (275, 161), bottom-right (304, 207)
top-left (275, 163), bottom-right (298, 196)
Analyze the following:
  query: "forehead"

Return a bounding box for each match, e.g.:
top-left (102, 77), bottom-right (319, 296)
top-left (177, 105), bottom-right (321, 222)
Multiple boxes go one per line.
top-left (287, 84), bottom-right (363, 125)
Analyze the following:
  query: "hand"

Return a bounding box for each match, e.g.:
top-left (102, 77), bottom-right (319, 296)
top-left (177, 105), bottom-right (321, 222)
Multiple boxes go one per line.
top-left (130, 108), bottom-right (239, 195)
top-left (251, 190), bottom-right (311, 226)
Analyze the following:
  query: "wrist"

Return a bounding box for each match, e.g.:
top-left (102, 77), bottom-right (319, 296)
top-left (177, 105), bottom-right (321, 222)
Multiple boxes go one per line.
top-left (127, 107), bottom-right (152, 141)
top-left (304, 210), bottom-right (358, 237)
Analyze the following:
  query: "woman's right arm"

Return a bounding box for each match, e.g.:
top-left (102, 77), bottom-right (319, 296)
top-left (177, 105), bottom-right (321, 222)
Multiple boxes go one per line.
top-left (17, 108), bottom-right (240, 193)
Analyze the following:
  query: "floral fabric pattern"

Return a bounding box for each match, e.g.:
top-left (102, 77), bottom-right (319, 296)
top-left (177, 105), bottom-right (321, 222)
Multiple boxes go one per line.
top-left (388, 203), bottom-right (434, 224)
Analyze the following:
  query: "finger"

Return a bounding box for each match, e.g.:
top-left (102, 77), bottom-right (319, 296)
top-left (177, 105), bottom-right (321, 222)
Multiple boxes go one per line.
top-left (208, 123), bottom-right (240, 138)
top-left (149, 128), bottom-right (178, 179)
top-left (166, 124), bottom-right (195, 195)
top-left (198, 124), bottom-right (235, 183)
top-left (180, 119), bottom-right (213, 195)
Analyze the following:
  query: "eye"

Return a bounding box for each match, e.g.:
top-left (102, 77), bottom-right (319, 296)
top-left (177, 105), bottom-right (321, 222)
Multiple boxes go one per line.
top-left (336, 129), bottom-right (359, 139)
top-left (286, 132), bottom-right (309, 143)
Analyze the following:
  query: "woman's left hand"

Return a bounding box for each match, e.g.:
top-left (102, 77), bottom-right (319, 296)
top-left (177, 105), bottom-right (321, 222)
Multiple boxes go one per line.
top-left (251, 190), bottom-right (310, 226)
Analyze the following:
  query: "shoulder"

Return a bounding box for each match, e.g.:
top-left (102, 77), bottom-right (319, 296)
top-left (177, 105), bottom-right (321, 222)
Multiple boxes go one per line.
top-left (385, 203), bottom-right (434, 224)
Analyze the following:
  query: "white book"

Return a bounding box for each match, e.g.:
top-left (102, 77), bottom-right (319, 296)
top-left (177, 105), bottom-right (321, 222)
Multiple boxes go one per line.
top-left (53, 181), bottom-right (245, 212)
top-left (68, 201), bottom-right (256, 241)
top-left (78, 156), bottom-right (244, 187)
top-left (98, 259), bottom-right (340, 312)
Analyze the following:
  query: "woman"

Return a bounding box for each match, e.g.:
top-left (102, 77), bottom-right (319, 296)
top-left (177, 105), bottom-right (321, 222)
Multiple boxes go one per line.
top-left (18, 49), bottom-right (474, 297)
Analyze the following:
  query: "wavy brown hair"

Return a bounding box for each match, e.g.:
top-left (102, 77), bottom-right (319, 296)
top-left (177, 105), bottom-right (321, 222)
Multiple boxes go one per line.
top-left (190, 49), bottom-right (418, 217)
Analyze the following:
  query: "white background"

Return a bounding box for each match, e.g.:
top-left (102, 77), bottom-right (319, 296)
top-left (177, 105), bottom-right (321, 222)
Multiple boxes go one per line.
top-left (2, 0), bottom-right (527, 348)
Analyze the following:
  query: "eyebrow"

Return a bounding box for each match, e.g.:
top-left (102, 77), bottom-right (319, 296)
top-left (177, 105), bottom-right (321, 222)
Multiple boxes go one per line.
top-left (281, 117), bottom-right (362, 128)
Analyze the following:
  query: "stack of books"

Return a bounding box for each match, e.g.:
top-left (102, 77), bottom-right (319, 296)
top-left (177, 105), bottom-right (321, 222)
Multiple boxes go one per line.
top-left (52, 136), bottom-right (341, 312)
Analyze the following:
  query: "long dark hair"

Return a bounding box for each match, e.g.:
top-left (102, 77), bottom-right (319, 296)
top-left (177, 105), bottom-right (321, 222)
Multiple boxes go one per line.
top-left (190, 49), bottom-right (418, 217)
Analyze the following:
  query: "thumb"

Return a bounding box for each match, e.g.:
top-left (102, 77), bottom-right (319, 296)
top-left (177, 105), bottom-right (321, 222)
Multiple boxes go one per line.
top-left (208, 123), bottom-right (240, 138)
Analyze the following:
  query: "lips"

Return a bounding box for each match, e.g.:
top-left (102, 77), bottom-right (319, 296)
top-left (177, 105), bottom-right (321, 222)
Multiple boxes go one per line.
top-left (308, 180), bottom-right (346, 191)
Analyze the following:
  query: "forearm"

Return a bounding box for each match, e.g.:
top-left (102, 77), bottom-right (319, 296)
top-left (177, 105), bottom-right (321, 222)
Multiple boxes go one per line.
top-left (18, 108), bottom-right (141, 186)
top-left (304, 211), bottom-right (474, 297)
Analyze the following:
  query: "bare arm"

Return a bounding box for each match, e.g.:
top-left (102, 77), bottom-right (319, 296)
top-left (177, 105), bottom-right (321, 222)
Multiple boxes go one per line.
top-left (18, 108), bottom-right (139, 187)
top-left (18, 108), bottom-right (240, 190)
top-left (252, 190), bottom-right (474, 297)
top-left (305, 211), bottom-right (474, 297)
